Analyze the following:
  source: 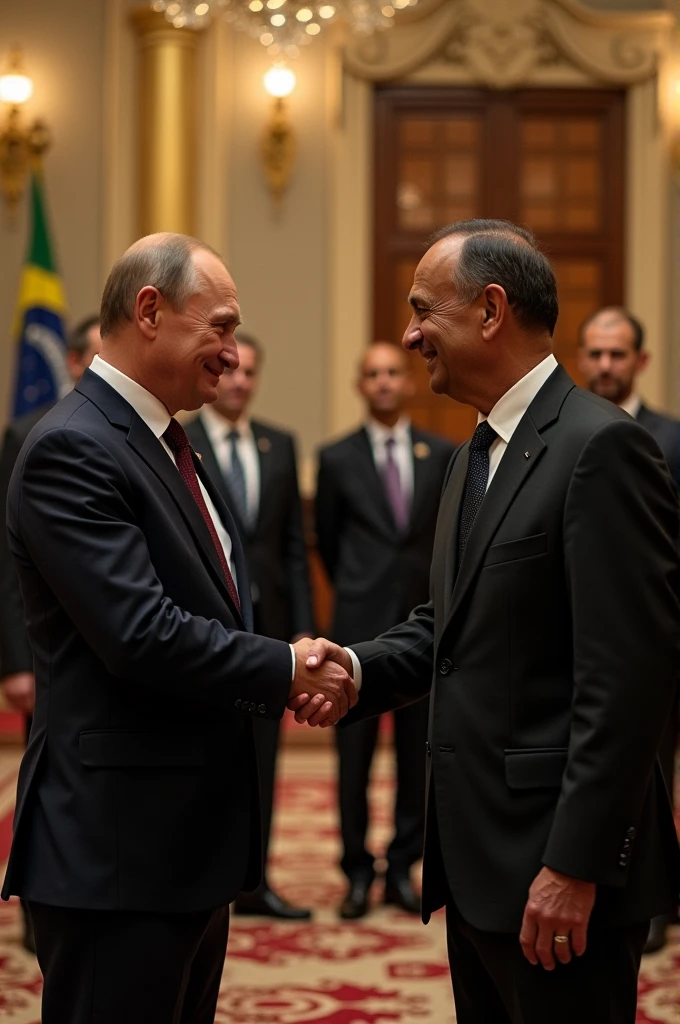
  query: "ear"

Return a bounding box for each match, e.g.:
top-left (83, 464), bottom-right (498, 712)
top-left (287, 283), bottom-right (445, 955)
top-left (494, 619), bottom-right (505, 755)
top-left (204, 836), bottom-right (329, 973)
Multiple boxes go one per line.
top-left (66, 349), bottom-right (82, 384)
top-left (135, 286), bottom-right (164, 341)
top-left (636, 350), bottom-right (650, 374)
top-left (479, 284), bottom-right (507, 341)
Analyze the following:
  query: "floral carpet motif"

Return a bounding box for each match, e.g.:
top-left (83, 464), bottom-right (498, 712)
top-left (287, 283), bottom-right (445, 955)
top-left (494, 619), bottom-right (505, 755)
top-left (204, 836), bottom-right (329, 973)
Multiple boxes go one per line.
top-left (0, 743), bottom-right (676, 1021)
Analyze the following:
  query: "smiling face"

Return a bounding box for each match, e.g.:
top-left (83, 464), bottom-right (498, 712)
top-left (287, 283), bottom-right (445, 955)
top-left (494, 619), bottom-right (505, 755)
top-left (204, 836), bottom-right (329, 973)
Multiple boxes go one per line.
top-left (402, 236), bottom-right (487, 405)
top-left (213, 341), bottom-right (260, 421)
top-left (149, 249), bottom-right (242, 414)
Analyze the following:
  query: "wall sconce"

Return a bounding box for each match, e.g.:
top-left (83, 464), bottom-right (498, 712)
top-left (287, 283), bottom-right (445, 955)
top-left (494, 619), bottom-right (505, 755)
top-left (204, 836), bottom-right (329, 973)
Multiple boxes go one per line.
top-left (261, 63), bottom-right (296, 208)
top-left (0, 50), bottom-right (50, 212)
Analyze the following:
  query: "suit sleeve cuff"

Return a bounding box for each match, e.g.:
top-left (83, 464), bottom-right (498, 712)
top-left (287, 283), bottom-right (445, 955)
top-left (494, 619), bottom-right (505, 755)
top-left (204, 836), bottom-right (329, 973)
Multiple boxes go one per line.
top-left (345, 647), bottom-right (362, 690)
top-left (289, 644), bottom-right (296, 681)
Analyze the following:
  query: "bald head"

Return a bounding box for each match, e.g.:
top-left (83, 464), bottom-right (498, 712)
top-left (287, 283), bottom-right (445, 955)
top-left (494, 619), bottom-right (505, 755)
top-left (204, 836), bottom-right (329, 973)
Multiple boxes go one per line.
top-left (100, 233), bottom-right (226, 338)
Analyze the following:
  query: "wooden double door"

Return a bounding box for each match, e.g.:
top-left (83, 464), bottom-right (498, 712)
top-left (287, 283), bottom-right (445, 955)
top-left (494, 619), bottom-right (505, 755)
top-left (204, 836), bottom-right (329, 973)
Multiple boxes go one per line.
top-left (373, 87), bottom-right (626, 442)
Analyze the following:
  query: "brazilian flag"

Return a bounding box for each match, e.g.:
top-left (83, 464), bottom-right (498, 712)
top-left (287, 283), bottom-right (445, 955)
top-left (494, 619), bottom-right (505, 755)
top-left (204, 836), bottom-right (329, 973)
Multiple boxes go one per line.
top-left (10, 172), bottom-right (70, 418)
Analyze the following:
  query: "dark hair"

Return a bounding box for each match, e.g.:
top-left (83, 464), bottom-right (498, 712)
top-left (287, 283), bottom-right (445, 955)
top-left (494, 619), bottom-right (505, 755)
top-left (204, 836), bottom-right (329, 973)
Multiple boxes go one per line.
top-left (428, 219), bottom-right (559, 336)
top-left (100, 233), bottom-right (225, 338)
top-left (578, 307), bottom-right (645, 353)
top-left (234, 329), bottom-right (264, 364)
top-left (68, 314), bottom-right (100, 355)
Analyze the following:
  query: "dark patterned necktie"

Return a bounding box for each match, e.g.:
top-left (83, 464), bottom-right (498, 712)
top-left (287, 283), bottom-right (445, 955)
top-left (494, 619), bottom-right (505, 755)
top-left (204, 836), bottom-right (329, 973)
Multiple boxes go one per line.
top-left (163, 418), bottom-right (241, 613)
top-left (383, 436), bottom-right (409, 532)
top-left (458, 420), bottom-right (498, 564)
top-left (226, 428), bottom-right (251, 529)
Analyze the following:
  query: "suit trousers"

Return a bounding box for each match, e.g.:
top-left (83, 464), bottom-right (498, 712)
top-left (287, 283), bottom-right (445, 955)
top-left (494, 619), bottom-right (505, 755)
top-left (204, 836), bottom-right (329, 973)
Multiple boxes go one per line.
top-left (336, 696), bottom-right (429, 881)
top-left (445, 901), bottom-right (648, 1024)
top-left (29, 901), bottom-right (230, 1024)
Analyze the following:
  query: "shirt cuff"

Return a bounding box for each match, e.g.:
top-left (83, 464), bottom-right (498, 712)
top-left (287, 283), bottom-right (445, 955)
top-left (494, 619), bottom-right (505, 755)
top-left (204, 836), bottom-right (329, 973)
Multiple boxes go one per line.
top-left (344, 647), bottom-right (362, 691)
top-left (289, 644), bottom-right (296, 681)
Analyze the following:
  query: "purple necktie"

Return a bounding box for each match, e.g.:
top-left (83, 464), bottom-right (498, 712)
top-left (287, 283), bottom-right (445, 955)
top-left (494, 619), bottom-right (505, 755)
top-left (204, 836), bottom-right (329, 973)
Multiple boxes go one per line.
top-left (383, 436), bottom-right (409, 532)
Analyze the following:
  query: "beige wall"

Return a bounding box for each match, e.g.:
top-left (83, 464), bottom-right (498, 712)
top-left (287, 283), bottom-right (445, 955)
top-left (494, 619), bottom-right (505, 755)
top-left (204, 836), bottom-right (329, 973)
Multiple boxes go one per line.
top-left (0, 0), bottom-right (106, 420)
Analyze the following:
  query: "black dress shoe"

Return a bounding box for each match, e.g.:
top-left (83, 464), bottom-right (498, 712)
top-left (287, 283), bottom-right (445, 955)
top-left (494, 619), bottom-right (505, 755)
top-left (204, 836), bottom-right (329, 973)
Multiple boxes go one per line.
top-left (233, 887), bottom-right (312, 920)
top-left (644, 914), bottom-right (668, 955)
top-left (339, 879), bottom-right (371, 920)
top-left (384, 876), bottom-right (420, 915)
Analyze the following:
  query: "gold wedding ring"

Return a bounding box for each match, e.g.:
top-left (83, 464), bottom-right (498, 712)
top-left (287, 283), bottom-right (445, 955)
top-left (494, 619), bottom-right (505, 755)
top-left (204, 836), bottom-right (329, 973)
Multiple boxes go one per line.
top-left (553, 935), bottom-right (569, 944)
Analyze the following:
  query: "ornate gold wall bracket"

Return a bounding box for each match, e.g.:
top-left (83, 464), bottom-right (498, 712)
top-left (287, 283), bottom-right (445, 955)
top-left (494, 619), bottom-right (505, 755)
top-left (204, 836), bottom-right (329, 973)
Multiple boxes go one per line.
top-left (0, 50), bottom-right (50, 213)
top-left (261, 97), bottom-right (296, 209)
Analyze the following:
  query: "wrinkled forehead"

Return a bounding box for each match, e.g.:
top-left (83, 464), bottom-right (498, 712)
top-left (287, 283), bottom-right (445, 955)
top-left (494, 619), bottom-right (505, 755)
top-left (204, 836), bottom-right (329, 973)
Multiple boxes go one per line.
top-left (411, 235), bottom-right (464, 300)
top-left (192, 250), bottom-right (239, 307)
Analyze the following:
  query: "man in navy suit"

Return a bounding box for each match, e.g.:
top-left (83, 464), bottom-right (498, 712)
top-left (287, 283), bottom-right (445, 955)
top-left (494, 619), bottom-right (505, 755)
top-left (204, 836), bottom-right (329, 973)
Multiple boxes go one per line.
top-left (1, 233), bottom-right (355, 1024)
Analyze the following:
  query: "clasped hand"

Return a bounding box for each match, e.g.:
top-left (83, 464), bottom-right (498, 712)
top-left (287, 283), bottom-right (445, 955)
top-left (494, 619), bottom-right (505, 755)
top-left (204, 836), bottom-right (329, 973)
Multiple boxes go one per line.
top-left (288, 638), bottom-right (357, 727)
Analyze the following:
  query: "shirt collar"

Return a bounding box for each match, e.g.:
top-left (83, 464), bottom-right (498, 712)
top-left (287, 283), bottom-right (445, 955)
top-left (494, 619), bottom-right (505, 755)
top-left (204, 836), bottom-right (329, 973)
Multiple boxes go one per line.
top-left (200, 404), bottom-right (252, 446)
top-left (365, 416), bottom-right (411, 447)
top-left (618, 392), bottom-right (642, 419)
top-left (89, 355), bottom-right (171, 439)
top-left (480, 354), bottom-right (558, 443)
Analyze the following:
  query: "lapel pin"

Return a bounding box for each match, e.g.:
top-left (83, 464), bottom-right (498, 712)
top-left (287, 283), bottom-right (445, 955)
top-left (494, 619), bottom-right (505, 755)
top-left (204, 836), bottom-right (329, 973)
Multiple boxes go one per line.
top-left (524, 452), bottom-right (530, 459)
top-left (413, 442), bottom-right (431, 460)
top-left (257, 437), bottom-right (271, 453)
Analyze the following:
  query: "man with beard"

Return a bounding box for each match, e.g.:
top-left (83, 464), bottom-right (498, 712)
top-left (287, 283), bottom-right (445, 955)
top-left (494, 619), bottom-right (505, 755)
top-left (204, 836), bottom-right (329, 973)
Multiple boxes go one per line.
top-left (578, 306), bottom-right (680, 952)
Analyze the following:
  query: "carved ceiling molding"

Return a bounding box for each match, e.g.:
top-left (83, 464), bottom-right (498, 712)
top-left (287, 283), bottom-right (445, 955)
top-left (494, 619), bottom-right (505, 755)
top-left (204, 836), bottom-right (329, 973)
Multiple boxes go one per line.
top-left (341, 0), bottom-right (674, 88)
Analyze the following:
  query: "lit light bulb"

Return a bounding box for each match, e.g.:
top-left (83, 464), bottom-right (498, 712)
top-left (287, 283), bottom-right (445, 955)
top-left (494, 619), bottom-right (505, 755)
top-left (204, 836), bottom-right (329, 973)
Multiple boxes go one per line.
top-left (306, 21), bottom-right (320, 33)
top-left (271, 13), bottom-right (286, 25)
top-left (381, 5), bottom-right (395, 16)
top-left (0, 72), bottom-right (33, 105)
top-left (296, 7), bottom-right (313, 19)
top-left (167, 1), bottom-right (182, 14)
top-left (249, 1), bottom-right (264, 9)
top-left (260, 31), bottom-right (274, 44)
top-left (195, 1), bottom-right (210, 13)
top-left (263, 63), bottom-right (297, 98)
top-left (319, 5), bottom-right (335, 16)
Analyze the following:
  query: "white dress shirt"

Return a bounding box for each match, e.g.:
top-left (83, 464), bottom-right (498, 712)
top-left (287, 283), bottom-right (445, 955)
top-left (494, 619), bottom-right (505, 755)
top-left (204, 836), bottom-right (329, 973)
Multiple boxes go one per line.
top-left (619, 392), bottom-right (642, 420)
top-left (365, 416), bottom-right (414, 504)
top-left (482, 354), bottom-right (558, 490)
top-left (347, 353), bottom-right (559, 686)
top-left (199, 405), bottom-right (261, 522)
top-left (89, 357), bottom-right (299, 682)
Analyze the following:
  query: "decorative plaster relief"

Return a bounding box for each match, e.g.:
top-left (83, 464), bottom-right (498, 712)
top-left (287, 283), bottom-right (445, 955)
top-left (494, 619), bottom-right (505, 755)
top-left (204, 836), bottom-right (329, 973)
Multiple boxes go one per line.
top-left (342, 0), bottom-right (673, 86)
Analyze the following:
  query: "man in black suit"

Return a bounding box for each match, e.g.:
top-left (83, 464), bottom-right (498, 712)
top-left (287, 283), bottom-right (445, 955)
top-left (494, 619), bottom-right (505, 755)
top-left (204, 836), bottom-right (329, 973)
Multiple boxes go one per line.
top-left (297, 221), bottom-right (680, 1023)
top-left (578, 305), bottom-right (680, 953)
top-left (316, 342), bottom-right (455, 919)
top-left (185, 331), bottom-right (315, 920)
top-left (0, 314), bottom-right (101, 953)
top-left (577, 307), bottom-right (680, 489)
top-left (1, 233), bottom-right (355, 1024)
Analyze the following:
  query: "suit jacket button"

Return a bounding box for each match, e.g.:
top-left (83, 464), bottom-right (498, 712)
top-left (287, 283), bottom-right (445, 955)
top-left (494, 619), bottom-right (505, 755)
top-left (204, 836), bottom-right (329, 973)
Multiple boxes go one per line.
top-left (439, 659), bottom-right (453, 676)
top-left (426, 741), bottom-right (432, 756)
top-left (258, 704), bottom-right (266, 714)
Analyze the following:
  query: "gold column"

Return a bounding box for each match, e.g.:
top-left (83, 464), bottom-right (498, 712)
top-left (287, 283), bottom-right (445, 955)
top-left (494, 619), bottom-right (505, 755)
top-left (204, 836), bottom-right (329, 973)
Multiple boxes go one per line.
top-left (130, 8), bottom-right (201, 236)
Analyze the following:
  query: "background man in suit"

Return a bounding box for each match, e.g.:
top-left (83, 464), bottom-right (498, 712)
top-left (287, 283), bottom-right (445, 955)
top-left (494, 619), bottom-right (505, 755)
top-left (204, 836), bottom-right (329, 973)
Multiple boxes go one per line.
top-left (186, 331), bottom-right (315, 920)
top-left (316, 342), bottom-right (455, 919)
top-left (577, 306), bottom-right (680, 490)
top-left (2, 232), bottom-right (354, 1024)
top-left (298, 221), bottom-right (680, 1023)
top-left (0, 314), bottom-right (101, 953)
top-left (577, 305), bottom-right (680, 953)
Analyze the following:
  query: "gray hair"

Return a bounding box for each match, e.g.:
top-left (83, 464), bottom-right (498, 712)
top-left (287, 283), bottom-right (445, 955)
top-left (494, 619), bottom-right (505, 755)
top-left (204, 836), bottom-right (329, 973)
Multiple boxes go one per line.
top-left (100, 233), bottom-right (225, 338)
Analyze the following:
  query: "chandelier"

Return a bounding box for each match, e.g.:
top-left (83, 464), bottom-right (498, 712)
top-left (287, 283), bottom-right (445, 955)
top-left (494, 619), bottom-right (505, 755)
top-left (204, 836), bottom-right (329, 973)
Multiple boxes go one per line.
top-left (151, 0), bottom-right (417, 60)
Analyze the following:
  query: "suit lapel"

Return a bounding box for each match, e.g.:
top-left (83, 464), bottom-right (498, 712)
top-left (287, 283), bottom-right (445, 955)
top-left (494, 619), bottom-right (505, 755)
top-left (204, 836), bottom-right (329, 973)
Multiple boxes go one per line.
top-left (442, 364), bottom-right (575, 634)
top-left (251, 422), bottom-right (273, 533)
top-left (409, 428), bottom-right (434, 532)
top-left (126, 415), bottom-right (245, 627)
top-left (353, 428), bottom-right (398, 536)
top-left (189, 418), bottom-right (233, 508)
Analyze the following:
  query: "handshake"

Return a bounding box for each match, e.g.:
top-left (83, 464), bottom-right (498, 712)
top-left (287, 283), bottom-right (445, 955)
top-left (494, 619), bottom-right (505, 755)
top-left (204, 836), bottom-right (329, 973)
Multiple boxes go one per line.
top-left (287, 638), bottom-right (358, 727)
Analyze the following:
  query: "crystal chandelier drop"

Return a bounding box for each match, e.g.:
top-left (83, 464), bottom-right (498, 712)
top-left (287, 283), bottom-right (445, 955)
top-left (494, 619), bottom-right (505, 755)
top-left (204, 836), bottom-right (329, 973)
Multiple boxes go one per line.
top-left (151, 0), bottom-right (417, 59)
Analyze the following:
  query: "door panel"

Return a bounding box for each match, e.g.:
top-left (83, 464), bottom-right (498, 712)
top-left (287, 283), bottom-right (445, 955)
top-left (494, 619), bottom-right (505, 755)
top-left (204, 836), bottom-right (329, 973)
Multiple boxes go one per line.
top-left (374, 87), bottom-right (626, 443)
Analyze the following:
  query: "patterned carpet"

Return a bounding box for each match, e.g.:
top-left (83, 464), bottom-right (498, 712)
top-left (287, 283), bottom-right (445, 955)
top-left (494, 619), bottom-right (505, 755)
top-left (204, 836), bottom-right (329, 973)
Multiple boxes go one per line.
top-left (0, 742), bottom-right (676, 1022)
